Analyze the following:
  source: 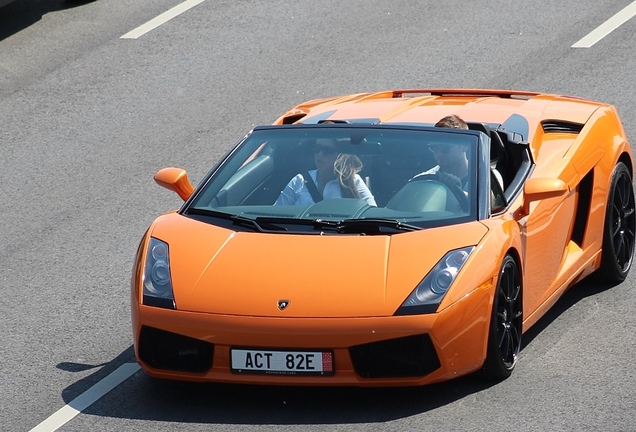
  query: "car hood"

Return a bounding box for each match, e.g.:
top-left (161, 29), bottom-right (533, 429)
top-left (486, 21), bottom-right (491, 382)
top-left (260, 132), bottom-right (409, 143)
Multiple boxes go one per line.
top-left (149, 213), bottom-right (489, 317)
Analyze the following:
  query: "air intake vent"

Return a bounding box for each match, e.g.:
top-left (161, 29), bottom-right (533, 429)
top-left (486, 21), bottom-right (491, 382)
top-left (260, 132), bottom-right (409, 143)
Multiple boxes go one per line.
top-left (542, 120), bottom-right (583, 134)
top-left (282, 113), bottom-right (307, 124)
top-left (138, 326), bottom-right (214, 373)
top-left (349, 334), bottom-right (440, 378)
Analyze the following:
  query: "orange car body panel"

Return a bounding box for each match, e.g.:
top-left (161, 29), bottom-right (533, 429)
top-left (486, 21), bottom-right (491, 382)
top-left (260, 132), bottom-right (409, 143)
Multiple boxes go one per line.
top-left (132, 89), bottom-right (633, 386)
top-left (143, 213), bottom-right (488, 317)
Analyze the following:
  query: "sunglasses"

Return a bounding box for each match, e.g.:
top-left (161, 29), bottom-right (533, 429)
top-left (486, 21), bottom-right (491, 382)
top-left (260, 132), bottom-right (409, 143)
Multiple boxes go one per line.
top-left (428, 144), bottom-right (452, 154)
top-left (314, 145), bottom-right (338, 156)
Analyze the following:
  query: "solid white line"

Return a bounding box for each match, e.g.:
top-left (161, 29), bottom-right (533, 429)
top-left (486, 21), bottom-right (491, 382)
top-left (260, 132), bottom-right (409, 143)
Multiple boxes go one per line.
top-left (29, 363), bottom-right (141, 432)
top-left (121, 0), bottom-right (207, 39)
top-left (572, 1), bottom-right (636, 48)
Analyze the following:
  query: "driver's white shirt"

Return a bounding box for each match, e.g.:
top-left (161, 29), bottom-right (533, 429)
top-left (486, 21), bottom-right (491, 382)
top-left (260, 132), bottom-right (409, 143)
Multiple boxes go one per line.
top-left (411, 166), bottom-right (470, 191)
top-left (411, 165), bottom-right (503, 191)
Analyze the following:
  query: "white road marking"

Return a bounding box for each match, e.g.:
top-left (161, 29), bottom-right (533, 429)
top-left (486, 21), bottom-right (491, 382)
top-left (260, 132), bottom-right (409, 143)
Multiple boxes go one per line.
top-left (572, 1), bottom-right (636, 48)
top-left (29, 363), bottom-right (141, 432)
top-left (121, 0), bottom-right (207, 39)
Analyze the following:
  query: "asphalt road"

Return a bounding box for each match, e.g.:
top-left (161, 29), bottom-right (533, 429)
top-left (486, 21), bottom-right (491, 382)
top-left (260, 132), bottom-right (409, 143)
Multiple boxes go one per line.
top-left (1, 1), bottom-right (635, 431)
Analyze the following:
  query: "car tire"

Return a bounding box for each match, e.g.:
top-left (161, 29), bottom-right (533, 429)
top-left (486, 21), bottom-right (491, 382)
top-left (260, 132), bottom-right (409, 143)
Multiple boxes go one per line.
top-left (598, 161), bottom-right (636, 283)
top-left (482, 254), bottom-right (522, 380)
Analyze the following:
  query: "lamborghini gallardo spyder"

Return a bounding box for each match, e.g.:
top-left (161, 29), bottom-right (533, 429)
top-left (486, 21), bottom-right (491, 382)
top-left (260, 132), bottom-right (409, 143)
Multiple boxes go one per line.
top-left (131, 89), bottom-right (635, 386)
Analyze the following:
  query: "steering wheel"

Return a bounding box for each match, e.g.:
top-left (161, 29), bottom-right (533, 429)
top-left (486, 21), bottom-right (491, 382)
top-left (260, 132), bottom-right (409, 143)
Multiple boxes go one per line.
top-left (410, 173), bottom-right (469, 212)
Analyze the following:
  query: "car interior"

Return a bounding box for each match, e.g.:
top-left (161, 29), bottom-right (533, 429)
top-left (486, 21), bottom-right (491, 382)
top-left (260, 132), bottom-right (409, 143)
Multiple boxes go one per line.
top-left (204, 123), bottom-right (533, 218)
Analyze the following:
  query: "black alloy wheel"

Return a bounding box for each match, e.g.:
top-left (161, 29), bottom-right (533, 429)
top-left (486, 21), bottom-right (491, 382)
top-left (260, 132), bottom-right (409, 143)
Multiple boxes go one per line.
top-left (483, 254), bottom-right (522, 380)
top-left (600, 162), bottom-right (636, 282)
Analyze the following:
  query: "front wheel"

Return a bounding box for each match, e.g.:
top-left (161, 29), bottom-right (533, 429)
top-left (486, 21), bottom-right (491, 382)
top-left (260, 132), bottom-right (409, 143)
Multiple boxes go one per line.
top-left (598, 161), bottom-right (636, 282)
top-left (482, 254), bottom-right (522, 380)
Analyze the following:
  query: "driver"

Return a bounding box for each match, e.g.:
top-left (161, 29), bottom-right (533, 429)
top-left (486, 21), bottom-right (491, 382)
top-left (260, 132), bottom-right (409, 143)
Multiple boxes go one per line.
top-left (411, 114), bottom-right (470, 192)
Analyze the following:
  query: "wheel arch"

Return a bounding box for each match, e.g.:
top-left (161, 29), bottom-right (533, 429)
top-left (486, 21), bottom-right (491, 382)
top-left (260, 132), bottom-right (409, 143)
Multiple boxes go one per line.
top-left (483, 246), bottom-right (523, 328)
top-left (504, 246), bottom-right (524, 328)
top-left (505, 246), bottom-right (522, 273)
top-left (480, 247), bottom-right (524, 379)
top-left (618, 151), bottom-right (633, 177)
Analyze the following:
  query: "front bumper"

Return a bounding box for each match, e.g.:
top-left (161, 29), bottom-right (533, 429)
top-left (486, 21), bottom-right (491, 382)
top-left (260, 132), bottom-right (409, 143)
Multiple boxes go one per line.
top-left (132, 284), bottom-right (493, 387)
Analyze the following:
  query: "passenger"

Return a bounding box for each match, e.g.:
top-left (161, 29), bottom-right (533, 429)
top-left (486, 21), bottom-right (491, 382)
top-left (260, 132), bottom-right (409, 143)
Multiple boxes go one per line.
top-left (275, 138), bottom-right (376, 206)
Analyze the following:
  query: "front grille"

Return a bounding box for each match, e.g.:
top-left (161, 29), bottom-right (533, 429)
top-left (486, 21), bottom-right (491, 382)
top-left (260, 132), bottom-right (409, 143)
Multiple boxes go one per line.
top-left (349, 334), bottom-right (440, 378)
top-left (138, 326), bottom-right (214, 373)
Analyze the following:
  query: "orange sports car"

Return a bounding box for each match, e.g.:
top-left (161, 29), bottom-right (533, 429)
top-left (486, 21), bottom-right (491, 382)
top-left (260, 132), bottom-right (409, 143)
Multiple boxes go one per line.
top-left (131, 89), bottom-right (635, 386)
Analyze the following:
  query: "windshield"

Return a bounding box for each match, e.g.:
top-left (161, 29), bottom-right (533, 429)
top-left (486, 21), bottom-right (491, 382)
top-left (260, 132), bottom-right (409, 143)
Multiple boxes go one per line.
top-left (186, 125), bottom-right (481, 233)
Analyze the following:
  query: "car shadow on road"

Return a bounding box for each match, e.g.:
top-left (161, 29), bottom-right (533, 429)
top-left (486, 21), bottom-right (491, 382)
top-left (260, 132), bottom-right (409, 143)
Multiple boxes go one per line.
top-left (0, 0), bottom-right (95, 42)
top-left (56, 277), bottom-right (617, 425)
top-left (59, 352), bottom-right (499, 424)
top-left (85, 366), bottom-right (500, 424)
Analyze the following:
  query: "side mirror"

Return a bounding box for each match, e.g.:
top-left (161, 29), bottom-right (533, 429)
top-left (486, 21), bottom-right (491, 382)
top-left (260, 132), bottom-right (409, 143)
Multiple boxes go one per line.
top-left (522, 178), bottom-right (568, 214)
top-left (154, 167), bottom-right (194, 201)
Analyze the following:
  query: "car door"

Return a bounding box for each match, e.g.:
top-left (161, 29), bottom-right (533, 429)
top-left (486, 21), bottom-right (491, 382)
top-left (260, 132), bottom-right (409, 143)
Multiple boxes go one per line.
top-left (520, 183), bottom-right (577, 317)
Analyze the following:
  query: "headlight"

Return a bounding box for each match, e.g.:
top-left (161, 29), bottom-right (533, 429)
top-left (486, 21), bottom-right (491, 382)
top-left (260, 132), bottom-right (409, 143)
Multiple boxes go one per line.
top-left (143, 238), bottom-right (176, 309)
top-left (395, 246), bottom-right (474, 315)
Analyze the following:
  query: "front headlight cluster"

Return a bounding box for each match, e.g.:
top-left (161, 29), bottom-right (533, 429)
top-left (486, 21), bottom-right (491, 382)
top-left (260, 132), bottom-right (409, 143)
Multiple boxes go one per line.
top-left (395, 246), bottom-right (475, 315)
top-left (143, 238), bottom-right (176, 309)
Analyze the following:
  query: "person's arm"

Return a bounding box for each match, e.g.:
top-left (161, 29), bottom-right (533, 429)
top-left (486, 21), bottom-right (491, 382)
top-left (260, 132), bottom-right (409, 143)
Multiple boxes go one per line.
top-left (274, 174), bottom-right (304, 205)
top-left (354, 175), bottom-right (377, 206)
top-left (410, 166), bottom-right (439, 181)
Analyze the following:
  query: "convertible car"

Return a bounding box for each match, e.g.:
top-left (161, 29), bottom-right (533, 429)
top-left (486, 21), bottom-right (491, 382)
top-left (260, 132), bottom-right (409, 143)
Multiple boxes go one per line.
top-left (131, 89), bottom-right (635, 386)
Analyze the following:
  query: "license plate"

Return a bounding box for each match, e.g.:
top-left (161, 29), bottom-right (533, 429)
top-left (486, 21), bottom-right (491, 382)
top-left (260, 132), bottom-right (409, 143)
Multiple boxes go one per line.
top-left (231, 348), bottom-right (334, 375)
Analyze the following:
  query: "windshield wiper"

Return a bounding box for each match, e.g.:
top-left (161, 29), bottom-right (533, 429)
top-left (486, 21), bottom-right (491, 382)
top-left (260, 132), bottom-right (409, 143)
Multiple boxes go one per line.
top-left (241, 217), bottom-right (421, 234)
top-left (186, 208), bottom-right (288, 232)
top-left (185, 209), bottom-right (419, 234)
top-left (231, 214), bottom-right (289, 232)
top-left (313, 218), bottom-right (421, 234)
top-left (337, 219), bottom-right (422, 234)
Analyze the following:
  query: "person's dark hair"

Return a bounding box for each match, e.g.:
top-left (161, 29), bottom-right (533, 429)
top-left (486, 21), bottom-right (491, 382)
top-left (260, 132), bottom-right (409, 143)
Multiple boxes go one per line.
top-left (334, 154), bottom-right (364, 198)
top-left (435, 114), bottom-right (469, 130)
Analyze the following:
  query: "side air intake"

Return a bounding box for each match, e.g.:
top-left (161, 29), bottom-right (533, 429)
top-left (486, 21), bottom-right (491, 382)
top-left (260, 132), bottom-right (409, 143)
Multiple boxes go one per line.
top-left (542, 120), bottom-right (583, 134)
top-left (282, 114), bottom-right (307, 124)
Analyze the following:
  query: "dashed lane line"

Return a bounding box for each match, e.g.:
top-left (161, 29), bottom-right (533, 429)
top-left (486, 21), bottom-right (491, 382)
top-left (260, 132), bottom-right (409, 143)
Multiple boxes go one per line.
top-left (121, 0), bottom-right (207, 39)
top-left (572, 1), bottom-right (636, 48)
